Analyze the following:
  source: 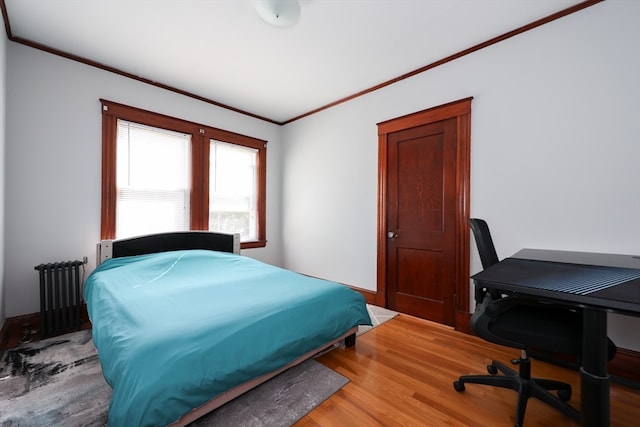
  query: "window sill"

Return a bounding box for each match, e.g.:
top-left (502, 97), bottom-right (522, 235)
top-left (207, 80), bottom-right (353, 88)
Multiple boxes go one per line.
top-left (241, 240), bottom-right (267, 250)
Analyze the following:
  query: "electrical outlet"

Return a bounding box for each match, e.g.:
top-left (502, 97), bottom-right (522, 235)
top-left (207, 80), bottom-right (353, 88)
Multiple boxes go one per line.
top-left (82, 256), bottom-right (88, 264)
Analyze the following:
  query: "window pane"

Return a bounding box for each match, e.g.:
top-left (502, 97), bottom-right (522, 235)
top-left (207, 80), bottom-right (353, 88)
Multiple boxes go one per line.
top-left (209, 140), bottom-right (257, 241)
top-left (116, 120), bottom-right (190, 238)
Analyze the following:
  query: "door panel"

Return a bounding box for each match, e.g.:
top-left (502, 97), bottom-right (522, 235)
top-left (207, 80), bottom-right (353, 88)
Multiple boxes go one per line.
top-left (386, 118), bottom-right (457, 325)
top-left (397, 247), bottom-right (443, 299)
top-left (397, 130), bottom-right (444, 232)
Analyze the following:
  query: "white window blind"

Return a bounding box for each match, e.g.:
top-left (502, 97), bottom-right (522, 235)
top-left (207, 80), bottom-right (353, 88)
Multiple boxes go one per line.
top-left (116, 120), bottom-right (191, 238)
top-left (209, 140), bottom-right (258, 240)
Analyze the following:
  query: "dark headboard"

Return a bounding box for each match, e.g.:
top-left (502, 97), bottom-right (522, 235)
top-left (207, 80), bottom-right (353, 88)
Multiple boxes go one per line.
top-left (97, 231), bottom-right (241, 264)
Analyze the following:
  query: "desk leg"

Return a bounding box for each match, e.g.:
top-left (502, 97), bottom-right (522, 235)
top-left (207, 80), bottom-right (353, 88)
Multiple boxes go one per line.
top-left (580, 309), bottom-right (609, 427)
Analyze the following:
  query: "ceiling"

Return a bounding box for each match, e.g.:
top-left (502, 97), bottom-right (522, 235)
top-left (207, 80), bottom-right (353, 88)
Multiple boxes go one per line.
top-left (4, 0), bottom-right (591, 124)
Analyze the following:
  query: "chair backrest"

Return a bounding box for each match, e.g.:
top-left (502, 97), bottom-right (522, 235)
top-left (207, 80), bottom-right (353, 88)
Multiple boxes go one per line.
top-left (468, 218), bottom-right (530, 349)
top-left (469, 218), bottom-right (503, 303)
top-left (469, 218), bottom-right (500, 269)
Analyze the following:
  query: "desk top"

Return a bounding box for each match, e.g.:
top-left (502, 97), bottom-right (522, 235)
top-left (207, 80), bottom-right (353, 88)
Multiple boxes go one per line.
top-left (513, 248), bottom-right (640, 269)
top-left (472, 249), bottom-right (640, 316)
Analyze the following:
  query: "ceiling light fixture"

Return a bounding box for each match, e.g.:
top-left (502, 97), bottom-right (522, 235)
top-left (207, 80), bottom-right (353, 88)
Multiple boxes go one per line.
top-left (255, 0), bottom-right (301, 28)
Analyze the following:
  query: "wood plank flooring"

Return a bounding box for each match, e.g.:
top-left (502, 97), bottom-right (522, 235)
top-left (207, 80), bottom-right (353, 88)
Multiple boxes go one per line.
top-left (300, 314), bottom-right (638, 427)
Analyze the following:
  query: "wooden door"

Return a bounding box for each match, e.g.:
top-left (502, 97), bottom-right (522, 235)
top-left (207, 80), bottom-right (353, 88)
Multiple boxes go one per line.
top-left (386, 118), bottom-right (456, 323)
top-left (377, 99), bottom-right (471, 328)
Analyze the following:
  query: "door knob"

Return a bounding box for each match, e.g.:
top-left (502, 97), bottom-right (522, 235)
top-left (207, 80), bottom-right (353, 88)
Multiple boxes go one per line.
top-left (387, 231), bottom-right (398, 239)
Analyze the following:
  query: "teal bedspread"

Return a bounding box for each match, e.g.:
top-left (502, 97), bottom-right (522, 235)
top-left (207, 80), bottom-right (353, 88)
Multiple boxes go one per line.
top-left (84, 250), bottom-right (371, 426)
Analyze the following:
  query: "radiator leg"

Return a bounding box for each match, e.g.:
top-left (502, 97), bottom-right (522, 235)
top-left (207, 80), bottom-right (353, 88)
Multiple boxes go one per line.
top-left (73, 264), bottom-right (81, 330)
top-left (46, 268), bottom-right (54, 337)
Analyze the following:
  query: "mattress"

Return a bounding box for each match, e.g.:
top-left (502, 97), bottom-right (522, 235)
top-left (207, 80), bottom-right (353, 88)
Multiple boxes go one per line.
top-left (84, 249), bottom-right (371, 426)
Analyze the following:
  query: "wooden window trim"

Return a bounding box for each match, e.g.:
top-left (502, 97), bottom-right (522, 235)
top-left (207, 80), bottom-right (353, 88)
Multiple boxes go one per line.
top-left (100, 99), bottom-right (267, 249)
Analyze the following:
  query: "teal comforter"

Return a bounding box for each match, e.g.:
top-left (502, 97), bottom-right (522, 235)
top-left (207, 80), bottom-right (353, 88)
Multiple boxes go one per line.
top-left (84, 250), bottom-right (371, 426)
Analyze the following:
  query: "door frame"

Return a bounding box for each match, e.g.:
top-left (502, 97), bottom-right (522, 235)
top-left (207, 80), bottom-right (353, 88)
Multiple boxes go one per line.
top-left (376, 97), bottom-right (472, 329)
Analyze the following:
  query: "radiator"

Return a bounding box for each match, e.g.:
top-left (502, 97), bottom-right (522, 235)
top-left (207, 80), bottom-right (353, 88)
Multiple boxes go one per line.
top-left (34, 260), bottom-right (84, 337)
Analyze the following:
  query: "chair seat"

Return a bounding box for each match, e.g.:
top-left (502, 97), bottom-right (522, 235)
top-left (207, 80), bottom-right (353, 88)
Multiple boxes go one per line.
top-left (490, 304), bottom-right (582, 354)
top-left (490, 303), bottom-right (617, 361)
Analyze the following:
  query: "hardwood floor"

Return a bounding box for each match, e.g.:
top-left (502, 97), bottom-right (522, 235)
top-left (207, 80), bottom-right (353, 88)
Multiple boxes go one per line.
top-left (1, 311), bottom-right (636, 425)
top-left (300, 314), bottom-right (639, 427)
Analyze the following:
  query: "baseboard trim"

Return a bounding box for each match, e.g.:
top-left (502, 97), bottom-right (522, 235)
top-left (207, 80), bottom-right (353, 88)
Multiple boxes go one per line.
top-left (300, 276), bottom-right (377, 305)
top-left (0, 312), bottom-right (41, 352)
top-left (609, 348), bottom-right (640, 388)
top-left (0, 320), bottom-right (8, 352)
top-left (455, 310), bottom-right (472, 334)
top-left (350, 287), bottom-right (377, 305)
top-left (0, 306), bottom-right (90, 352)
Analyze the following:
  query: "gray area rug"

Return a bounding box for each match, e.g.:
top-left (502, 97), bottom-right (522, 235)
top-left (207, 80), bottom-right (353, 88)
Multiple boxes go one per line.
top-left (358, 304), bottom-right (398, 335)
top-left (0, 330), bottom-right (110, 426)
top-left (0, 304), bottom-right (397, 426)
top-left (192, 359), bottom-right (346, 427)
top-left (0, 331), bottom-right (347, 427)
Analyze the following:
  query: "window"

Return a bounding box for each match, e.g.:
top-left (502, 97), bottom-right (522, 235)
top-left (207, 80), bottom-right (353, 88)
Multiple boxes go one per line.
top-left (209, 140), bottom-right (258, 241)
top-left (101, 100), bottom-right (267, 249)
top-left (116, 121), bottom-right (191, 238)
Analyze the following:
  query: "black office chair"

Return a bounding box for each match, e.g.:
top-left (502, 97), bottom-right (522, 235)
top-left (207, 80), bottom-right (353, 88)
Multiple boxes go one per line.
top-left (453, 218), bottom-right (617, 427)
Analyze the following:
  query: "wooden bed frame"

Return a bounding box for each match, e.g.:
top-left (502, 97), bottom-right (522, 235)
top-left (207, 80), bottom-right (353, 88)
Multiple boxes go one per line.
top-left (94, 231), bottom-right (358, 425)
top-left (174, 327), bottom-right (356, 426)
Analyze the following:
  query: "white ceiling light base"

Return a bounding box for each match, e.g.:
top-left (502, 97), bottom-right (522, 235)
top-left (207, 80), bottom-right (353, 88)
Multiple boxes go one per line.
top-left (255, 0), bottom-right (301, 28)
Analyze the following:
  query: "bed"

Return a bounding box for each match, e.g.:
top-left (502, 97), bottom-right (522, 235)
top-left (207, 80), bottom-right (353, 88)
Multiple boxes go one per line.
top-left (84, 231), bottom-right (371, 426)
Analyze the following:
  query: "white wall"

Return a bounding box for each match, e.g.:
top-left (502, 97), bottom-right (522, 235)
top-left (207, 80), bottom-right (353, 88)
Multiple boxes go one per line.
top-left (4, 1), bottom-right (640, 351)
top-left (281, 1), bottom-right (640, 350)
top-left (5, 43), bottom-right (283, 318)
top-left (0, 21), bottom-right (7, 326)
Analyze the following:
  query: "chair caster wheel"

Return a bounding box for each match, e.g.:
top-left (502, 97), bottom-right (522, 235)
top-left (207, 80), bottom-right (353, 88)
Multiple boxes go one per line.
top-left (557, 389), bottom-right (572, 401)
top-left (453, 381), bottom-right (465, 392)
top-left (487, 364), bottom-right (498, 375)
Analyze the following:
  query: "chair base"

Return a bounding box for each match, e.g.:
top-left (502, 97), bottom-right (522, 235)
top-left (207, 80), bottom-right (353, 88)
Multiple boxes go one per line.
top-left (453, 359), bottom-right (580, 427)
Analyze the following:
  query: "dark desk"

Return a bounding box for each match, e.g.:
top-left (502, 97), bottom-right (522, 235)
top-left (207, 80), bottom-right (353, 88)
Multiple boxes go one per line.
top-left (472, 249), bottom-right (640, 427)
